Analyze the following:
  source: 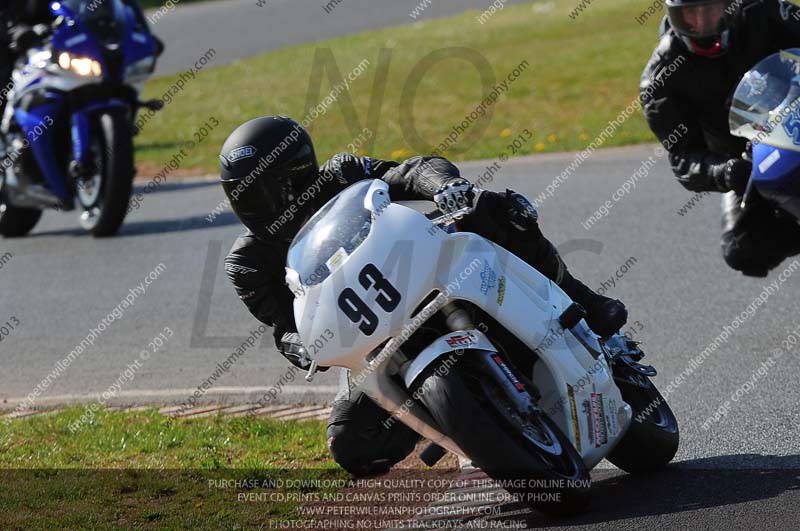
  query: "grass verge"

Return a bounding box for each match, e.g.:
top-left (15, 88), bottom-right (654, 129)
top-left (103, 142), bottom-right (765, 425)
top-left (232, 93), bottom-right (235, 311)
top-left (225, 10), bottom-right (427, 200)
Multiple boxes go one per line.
top-left (0, 407), bottom-right (340, 529)
top-left (135, 0), bottom-right (664, 176)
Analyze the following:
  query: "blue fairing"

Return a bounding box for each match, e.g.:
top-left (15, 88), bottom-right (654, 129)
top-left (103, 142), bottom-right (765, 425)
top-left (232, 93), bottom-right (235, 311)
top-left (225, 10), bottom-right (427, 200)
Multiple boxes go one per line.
top-left (751, 142), bottom-right (800, 219)
top-left (49, 10), bottom-right (106, 74)
top-left (16, 100), bottom-right (71, 200)
top-left (123, 24), bottom-right (159, 69)
top-left (51, 2), bottom-right (158, 83)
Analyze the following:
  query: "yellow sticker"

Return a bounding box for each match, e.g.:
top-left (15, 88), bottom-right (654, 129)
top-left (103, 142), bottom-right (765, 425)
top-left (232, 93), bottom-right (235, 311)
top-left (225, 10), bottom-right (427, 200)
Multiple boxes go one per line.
top-left (567, 384), bottom-right (581, 454)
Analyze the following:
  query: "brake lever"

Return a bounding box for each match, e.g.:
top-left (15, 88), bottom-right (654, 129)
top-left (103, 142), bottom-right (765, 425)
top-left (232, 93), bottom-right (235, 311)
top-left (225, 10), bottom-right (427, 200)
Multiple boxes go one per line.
top-left (305, 360), bottom-right (318, 382)
top-left (429, 206), bottom-right (473, 227)
top-left (740, 148), bottom-right (754, 212)
top-left (740, 178), bottom-right (755, 212)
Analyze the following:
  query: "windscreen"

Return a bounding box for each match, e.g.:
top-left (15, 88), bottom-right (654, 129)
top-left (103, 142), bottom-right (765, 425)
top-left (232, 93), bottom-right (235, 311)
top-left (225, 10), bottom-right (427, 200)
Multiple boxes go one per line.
top-left (287, 180), bottom-right (374, 288)
top-left (729, 49), bottom-right (800, 149)
top-left (61, 0), bottom-right (126, 45)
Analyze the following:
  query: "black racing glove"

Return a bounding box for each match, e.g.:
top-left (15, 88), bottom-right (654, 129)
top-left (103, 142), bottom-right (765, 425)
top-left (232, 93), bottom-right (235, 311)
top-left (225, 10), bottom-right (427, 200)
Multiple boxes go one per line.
top-left (473, 189), bottom-right (539, 232)
top-left (279, 332), bottom-right (329, 372)
top-left (504, 190), bottom-right (539, 231)
top-left (279, 332), bottom-right (311, 370)
top-left (720, 158), bottom-right (752, 196)
top-left (710, 159), bottom-right (753, 195)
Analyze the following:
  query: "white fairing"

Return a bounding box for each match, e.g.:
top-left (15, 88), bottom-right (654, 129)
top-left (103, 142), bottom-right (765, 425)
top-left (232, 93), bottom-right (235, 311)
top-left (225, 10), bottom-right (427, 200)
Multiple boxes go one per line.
top-left (287, 180), bottom-right (631, 467)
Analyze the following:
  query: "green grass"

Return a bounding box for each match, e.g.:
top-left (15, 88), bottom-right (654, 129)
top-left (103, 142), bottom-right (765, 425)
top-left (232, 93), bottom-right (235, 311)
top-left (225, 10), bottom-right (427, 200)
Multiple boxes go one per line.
top-left (0, 408), bottom-right (341, 529)
top-left (135, 0), bottom-right (665, 175)
top-left (0, 407), bottom-right (328, 468)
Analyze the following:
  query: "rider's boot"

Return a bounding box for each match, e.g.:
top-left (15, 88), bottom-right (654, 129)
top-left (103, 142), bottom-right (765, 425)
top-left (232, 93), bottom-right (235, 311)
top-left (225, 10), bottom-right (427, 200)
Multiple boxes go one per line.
top-left (558, 266), bottom-right (628, 338)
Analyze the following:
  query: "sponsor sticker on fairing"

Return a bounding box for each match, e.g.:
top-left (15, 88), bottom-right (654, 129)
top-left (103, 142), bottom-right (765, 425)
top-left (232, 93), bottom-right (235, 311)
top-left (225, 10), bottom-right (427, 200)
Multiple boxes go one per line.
top-left (591, 393), bottom-right (607, 448)
top-left (480, 260), bottom-right (497, 295)
top-left (496, 276), bottom-right (506, 305)
top-left (567, 384), bottom-right (581, 453)
top-left (446, 332), bottom-right (477, 348)
top-left (325, 247), bottom-right (348, 273)
top-left (606, 399), bottom-right (620, 439)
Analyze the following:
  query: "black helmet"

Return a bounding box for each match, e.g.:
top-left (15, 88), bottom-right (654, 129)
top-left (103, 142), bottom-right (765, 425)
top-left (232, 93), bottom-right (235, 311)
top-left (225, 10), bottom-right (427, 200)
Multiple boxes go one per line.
top-left (219, 116), bottom-right (318, 241)
top-left (665, 0), bottom-right (738, 57)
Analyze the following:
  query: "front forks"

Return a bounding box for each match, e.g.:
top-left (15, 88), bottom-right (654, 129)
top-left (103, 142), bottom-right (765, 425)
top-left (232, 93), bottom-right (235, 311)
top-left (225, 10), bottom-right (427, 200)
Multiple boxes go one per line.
top-left (441, 302), bottom-right (539, 415)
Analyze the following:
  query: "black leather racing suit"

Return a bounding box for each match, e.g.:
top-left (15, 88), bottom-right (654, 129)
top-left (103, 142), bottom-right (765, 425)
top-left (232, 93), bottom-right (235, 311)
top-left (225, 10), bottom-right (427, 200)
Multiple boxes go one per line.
top-left (1, 1), bottom-right (51, 110)
top-left (640, 0), bottom-right (800, 275)
top-left (225, 153), bottom-right (609, 476)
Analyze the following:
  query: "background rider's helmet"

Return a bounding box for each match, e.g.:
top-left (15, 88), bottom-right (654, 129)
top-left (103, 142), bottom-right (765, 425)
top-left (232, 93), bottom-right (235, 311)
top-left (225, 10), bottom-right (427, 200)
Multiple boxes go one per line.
top-left (219, 116), bottom-right (319, 242)
top-left (665, 0), bottom-right (739, 58)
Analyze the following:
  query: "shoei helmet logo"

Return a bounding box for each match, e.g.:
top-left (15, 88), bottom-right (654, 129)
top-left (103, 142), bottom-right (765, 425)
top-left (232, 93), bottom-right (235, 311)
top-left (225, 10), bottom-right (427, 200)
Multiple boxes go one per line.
top-left (228, 145), bottom-right (257, 162)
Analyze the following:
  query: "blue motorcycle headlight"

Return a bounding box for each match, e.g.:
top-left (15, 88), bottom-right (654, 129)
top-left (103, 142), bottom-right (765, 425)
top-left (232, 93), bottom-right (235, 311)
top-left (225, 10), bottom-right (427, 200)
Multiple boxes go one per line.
top-left (57, 52), bottom-right (102, 77)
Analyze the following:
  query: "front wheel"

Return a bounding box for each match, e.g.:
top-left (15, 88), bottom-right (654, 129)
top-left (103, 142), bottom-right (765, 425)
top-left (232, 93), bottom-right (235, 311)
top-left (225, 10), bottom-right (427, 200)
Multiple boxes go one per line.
top-left (606, 372), bottom-right (679, 474)
top-left (77, 112), bottom-right (134, 237)
top-left (417, 355), bottom-right (590, 516)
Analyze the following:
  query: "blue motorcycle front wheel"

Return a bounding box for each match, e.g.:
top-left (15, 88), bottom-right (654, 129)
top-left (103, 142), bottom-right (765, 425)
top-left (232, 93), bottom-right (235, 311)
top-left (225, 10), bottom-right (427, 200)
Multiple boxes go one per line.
top-left (77, 111), bottom-right (134, 237)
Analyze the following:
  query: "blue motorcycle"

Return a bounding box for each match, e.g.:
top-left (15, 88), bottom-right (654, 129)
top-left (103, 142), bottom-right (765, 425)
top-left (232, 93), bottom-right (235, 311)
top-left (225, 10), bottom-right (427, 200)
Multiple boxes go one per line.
top-left (0, 0), bottom-right (162, 237)
top-left (729, 48), bottom-right (800, 221)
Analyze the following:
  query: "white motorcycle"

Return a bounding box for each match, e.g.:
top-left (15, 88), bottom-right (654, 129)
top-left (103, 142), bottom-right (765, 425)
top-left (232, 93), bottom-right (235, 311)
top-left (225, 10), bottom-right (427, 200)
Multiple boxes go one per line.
top-left (286, 179), bottom-right (679, 514)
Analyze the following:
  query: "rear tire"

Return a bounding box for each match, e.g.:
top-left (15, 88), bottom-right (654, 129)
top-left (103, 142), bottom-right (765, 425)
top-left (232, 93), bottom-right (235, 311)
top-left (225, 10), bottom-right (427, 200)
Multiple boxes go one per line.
top-left (606, 376), bottom-right (679, 474)
top-left (417, 355), bottom-right (590, 516)
top-left (78, 112), bottom-right (134, 237)
top-left (0, 201), bottom-right (42, 237)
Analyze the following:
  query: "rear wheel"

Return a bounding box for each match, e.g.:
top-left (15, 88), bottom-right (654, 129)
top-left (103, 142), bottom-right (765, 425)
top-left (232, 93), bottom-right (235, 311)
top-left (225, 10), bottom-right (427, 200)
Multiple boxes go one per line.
top-left (0, 172), bottom-right (41, 237)
top-left (417, 354), bottom-right (590, 516)
top-left (0, 201), bottom-right (42, 237)
top-left (77, 112), bottom-right (134, 237)
top-left (606, 370), bottom-right (679, 474)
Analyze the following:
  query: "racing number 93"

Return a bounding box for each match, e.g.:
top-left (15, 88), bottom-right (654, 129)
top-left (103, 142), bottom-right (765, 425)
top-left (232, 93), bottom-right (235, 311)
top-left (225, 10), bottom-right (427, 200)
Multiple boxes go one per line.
top-left (337, 263), bottom-right (402, 335)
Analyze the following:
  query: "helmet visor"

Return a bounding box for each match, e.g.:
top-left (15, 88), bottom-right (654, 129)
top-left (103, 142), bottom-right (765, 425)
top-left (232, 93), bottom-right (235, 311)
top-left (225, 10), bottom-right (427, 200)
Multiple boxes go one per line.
top-left (222, 168), bottom-right (313, 240)
top-left (668, 0), bottom-right (730, 39)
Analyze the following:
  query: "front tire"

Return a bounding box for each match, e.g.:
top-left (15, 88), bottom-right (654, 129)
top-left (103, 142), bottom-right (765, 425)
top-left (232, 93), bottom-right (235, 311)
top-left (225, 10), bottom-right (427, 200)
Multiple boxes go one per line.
top-left (606, 374), bottom-right (679, 474)
top-left (77, 112), bottom-right (134, 237)
top-left (417, 355), bottom-right (590, 516)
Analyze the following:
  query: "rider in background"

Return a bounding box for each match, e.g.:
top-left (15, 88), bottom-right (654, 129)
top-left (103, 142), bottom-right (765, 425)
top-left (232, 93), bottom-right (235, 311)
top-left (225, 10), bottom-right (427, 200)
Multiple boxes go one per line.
top-left (220, 116), bottom-right (629, 476)
top-left (0, 0), bottom-right (162, 114)
top-left (641, 0), bottom-right (800, 277)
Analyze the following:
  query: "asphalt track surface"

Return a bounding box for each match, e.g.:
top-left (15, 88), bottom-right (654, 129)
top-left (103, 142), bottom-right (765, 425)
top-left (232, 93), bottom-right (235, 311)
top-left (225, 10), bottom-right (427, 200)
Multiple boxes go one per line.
top-left (3, 145), bottom-right (800, 528)
top-left (148, 0), bottom-right (533, 76)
